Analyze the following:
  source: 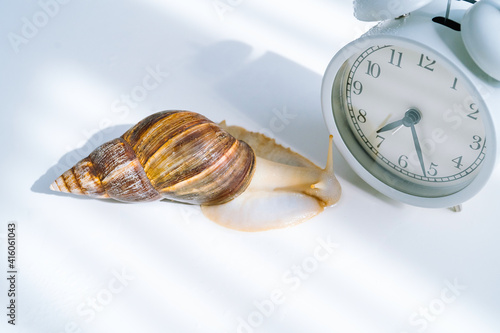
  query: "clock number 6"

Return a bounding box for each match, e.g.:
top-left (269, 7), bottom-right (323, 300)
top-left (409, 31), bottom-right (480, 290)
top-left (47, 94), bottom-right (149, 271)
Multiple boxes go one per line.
top-left (398, 155), bottom-right (409, 168)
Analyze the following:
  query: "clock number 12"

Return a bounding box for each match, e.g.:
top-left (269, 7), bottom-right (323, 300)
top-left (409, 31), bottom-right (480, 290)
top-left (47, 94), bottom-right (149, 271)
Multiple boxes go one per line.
top-left (418, 54), bottom-right (436, 71)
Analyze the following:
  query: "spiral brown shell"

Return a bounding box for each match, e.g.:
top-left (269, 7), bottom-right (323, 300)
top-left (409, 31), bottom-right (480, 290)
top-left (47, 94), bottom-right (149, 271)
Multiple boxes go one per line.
top-left (50, 111), bottom-right (256, 205)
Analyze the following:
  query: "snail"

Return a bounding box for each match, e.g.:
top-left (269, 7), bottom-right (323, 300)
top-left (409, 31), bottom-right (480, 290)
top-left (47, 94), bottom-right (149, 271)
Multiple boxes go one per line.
top-left (50, 110), bottom-right (341, 231)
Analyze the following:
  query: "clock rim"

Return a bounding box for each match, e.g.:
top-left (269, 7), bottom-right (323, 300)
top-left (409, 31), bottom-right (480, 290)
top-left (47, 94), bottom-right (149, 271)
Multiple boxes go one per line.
top-left (321, 35), bottom-right (497, 208)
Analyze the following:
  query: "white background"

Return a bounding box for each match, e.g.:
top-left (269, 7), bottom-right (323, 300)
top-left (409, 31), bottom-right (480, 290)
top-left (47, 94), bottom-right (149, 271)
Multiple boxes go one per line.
top-left (1, 0), bottom-right (499, 332)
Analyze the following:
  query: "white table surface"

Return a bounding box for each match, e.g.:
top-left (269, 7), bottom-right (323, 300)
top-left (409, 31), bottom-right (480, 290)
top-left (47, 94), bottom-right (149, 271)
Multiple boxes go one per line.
top-left (1, 1), bottom-right (499, 332)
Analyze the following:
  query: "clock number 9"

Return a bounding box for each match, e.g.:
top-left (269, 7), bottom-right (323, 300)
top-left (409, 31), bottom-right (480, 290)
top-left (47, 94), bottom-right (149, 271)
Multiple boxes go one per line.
top-left (352, 81), bottom-right (363, 95)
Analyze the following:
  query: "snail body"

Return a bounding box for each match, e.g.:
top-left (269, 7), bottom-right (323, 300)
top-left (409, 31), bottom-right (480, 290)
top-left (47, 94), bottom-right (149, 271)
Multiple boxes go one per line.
top-left (51, 110), bottom-right (341, 231)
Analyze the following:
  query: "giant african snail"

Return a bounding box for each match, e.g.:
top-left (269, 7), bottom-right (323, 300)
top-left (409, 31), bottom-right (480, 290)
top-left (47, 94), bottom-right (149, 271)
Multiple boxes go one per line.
top-left (50, 111), bottom-right (341, 231)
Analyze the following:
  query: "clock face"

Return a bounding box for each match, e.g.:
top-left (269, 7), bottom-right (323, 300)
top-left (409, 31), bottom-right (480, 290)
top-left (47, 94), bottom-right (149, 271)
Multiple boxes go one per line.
top-left (334, 44), bottom-right (487, 198)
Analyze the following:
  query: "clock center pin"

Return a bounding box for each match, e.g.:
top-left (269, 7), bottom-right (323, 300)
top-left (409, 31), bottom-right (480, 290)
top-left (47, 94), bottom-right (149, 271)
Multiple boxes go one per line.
top-left (403, 108), bottom-right (422, 127)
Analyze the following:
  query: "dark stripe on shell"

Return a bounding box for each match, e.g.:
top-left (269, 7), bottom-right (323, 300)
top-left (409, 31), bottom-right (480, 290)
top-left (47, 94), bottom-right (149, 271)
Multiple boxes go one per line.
top-left (145, 122), bottom-right (235, 189)
top-left (70, 167), bottom-right (83, 194)
top-left (89, 138), bottom-right (162, 202)
top-left (73, 157), bottom-right (107, 198)
top-left (122, 111), bottom-right (210, 167)
top-left (160, 139), bottom-right (256, 205)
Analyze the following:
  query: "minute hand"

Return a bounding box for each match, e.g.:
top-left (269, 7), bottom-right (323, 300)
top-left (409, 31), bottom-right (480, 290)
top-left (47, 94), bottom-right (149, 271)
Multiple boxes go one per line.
top-left (410, 123), bottom-right (426, 176)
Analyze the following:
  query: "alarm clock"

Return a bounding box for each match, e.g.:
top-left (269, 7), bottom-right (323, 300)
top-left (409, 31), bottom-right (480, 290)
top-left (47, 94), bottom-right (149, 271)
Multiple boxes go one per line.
top-left (321, 0), bottom-right (500, 210)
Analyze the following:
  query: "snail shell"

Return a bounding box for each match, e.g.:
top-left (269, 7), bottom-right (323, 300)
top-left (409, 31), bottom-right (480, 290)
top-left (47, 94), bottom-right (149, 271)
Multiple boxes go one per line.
top-left (51, 110), bottom-right (341, 231)
top-left (51, 111), bottom-right (255, 205)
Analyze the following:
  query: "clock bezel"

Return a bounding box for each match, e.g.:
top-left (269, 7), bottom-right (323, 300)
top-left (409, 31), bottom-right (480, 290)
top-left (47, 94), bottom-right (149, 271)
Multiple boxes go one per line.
top-left (321, 35), bottom-right (497, 208)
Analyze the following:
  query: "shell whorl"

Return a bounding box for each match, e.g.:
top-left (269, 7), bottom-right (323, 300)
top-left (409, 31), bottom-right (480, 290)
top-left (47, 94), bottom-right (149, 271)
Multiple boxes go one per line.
top-left (51, 111), bottom-right (256, 205)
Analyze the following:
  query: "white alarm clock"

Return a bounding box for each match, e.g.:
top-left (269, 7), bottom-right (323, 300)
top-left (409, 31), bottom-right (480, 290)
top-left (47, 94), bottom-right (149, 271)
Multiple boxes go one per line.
top-left (321, 0), bottom-right (500, 210)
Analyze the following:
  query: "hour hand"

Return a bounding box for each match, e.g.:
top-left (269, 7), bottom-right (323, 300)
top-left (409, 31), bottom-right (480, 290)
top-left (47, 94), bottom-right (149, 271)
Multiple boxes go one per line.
top-left (376, 119), bottom-right (403, 133)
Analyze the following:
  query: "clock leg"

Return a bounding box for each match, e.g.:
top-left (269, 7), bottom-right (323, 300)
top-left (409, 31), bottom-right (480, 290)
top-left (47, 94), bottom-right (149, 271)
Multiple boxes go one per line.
top-left (449, 205), bottom-right (463, 213)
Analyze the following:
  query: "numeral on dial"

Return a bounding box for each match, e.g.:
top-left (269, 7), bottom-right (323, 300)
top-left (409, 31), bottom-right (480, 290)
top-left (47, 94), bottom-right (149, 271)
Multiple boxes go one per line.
top-left (389, 49), bottom-right (403, 68)
top-left (427, 162), bottom-right (438, 176)
top-left (375, 135), bottom-right (385, 148)
top-left (398, 155), bottom-right (409, 168)
top-left (470, 135), bottom-right (482, 150)
top-left (357, 109), bottom-right (367, 123)
top-left (467, 103), bottom-right (479, 120)
top-left (418, 54), bottom-right (436, 71)
top-left (452, 156), bottom-right (463, 169)
top-left (352, 81), bottom-right (363, 95)
top-left (366, 60), bottom-right (381, 78)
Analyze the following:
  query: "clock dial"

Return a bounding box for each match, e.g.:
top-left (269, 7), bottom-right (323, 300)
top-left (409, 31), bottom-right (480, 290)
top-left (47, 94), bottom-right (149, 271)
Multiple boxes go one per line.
top-left (337, 44), bottom-right (486, 196)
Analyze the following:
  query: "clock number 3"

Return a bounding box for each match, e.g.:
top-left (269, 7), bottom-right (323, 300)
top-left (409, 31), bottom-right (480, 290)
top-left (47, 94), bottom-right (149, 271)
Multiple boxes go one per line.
top-left (470, 135), bottom-right (482, 150)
